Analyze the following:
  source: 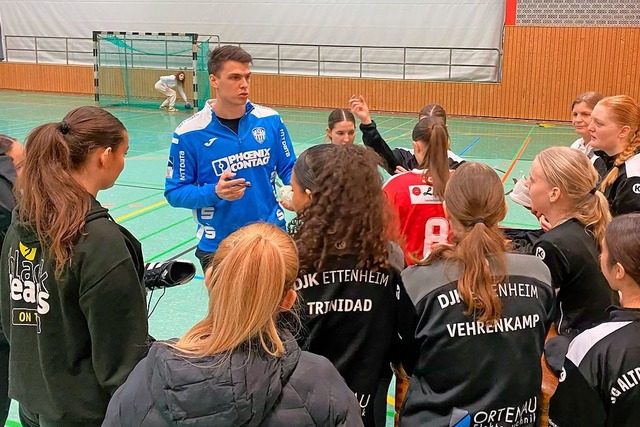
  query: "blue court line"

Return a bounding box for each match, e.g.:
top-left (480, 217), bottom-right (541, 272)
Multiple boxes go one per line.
top-left (459, 137), bottom-right (481, 156)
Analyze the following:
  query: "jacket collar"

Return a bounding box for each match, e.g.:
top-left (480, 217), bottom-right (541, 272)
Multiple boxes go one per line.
top-left (608, 306), bottom-right (640, 322)
top-left (593, 150), bottom-right (618, 170)
top-left (204, 99), bottom-right (255, 118)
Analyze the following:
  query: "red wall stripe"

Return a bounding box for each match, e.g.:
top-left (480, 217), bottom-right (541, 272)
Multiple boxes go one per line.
top-left (505, 0), bottom-right (517, 25)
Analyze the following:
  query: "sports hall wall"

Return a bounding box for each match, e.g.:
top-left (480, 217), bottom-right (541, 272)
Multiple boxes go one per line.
top-left (0, 1), bottom-right (639, 121)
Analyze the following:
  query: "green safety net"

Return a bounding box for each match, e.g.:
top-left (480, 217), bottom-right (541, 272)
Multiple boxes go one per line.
top-left (95, 33), bottom-right (209, 110)
top-left (197, 40), bottom-right (211, 106)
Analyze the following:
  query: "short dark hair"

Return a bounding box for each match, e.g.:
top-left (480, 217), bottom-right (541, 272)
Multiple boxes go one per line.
top-left (208, 45), bottom-right (253, 76)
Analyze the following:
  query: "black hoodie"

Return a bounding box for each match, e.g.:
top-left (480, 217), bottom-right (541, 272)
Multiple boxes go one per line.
top-left (0, 196), bottom-right (149, 424)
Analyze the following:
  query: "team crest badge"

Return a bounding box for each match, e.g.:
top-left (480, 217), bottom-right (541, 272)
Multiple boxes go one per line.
top-left (252, 127), bottom-right (266, 144)
top-left (19, 242), bottom-right (37, 261)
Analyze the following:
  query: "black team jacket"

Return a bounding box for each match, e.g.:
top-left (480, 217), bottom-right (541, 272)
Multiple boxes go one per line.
top-left (593, 150), bottom-right (640, 216)
top-left (296, 246), bottom-right (419, 427)
top-left (400, 253), bottom-right (555, 427)
top-left (532, 219), bottom-right (618, 336)
top-left (549, 307), bottom-right (640, 427)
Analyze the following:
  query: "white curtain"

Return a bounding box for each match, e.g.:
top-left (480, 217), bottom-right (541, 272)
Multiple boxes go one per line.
top-left (0, 0), bottom-right (505, 80)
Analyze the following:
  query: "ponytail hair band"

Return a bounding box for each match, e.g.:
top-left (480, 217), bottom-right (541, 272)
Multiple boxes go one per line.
top-left (470, 217), bottom-right (486, 226)
top-left (60, 121), bottom-right (70, 135)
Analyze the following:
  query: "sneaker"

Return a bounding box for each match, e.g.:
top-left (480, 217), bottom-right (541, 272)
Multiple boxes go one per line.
top-left (167, 106), bottom-right (178, 112)
top-left (159, 105), bottom-right (168, 110)
top-left (143, 259), bottom-right (196, 290)
top-left (508, 176), bottom-right (531, 209)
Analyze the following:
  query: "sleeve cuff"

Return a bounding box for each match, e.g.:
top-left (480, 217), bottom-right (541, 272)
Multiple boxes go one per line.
top-left (359, 120), bottom-right (376, 130)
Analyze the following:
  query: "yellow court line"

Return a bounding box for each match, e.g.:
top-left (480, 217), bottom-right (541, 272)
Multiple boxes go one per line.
top-left (115, 200), bottom-right (168, 222)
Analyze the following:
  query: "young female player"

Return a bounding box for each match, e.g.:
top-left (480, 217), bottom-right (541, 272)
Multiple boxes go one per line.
top-left (290, 143), bottom-right (418, 427)
top-left (326, 108), bottom-right (357, 145)
top-left (549, 214), bottom-right (640, 427)
top-left (154, 71), bottom-right (191, 112)
top-left (104, 223), bottom-right (362, 426)
top-left (589, 95), bottom-right (640, 216)
top-left (0, 134), bottom-right (23, 426)
top-left (400, 162), bottom-right (555, 427)
top-left (0, 107), bottom-right (148, 426)
top-left (528, 146), bottom-right (617, 336)
top-left (349, 95), bottom-right (463, 174)
top-left (383, 116), bottom-right (452, 265)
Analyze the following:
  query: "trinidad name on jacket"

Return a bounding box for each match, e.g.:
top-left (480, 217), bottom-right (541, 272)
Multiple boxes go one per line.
top-left (295, 269), bottom-right (390, 315)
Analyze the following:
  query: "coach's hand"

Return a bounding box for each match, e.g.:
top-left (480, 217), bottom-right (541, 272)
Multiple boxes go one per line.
top-left (215, 169), bottom-right (248, 201)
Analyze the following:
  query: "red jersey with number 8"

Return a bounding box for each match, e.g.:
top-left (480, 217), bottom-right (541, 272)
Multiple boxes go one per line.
top-left (383, 169), bottom-right (452, 265)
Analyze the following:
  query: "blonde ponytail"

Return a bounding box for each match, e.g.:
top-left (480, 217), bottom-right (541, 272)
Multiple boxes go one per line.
top-left (174, 223), bottom-right (299, 358)
top-left (536, 147), bottom-right (611, 242)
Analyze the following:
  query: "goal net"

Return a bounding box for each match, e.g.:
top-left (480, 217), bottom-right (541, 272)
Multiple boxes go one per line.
top-left (93, 32), bottom-right (211, 111)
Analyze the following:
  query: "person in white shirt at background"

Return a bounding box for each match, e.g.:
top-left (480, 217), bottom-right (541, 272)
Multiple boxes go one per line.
top-left (570, 91), bottom-right (604, 159)
top-left (154, 71), bottom-right (191, 112)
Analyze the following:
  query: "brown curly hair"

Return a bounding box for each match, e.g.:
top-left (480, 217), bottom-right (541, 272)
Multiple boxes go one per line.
top-left (289, 144), bottom-right (395, 273)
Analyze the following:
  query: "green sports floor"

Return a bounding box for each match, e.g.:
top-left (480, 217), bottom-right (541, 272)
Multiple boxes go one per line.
top-left (0, 90), bottom-right (578, 426)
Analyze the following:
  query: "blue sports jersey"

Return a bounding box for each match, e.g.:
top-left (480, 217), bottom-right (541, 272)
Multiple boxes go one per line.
top-left (164, 100), bottom-right (296, 253)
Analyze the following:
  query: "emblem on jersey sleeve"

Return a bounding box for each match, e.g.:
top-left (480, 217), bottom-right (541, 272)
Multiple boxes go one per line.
top-left (535, 247), bottom-right (546, 260)
top-left (252, 127), bottom-right (266, 144)
top-left (633, 183), bottom-right (640, 194)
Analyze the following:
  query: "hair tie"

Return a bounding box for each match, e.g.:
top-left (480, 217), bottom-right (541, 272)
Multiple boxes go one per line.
top-left (589, 187), bottom-right (597, 195)
top-left (470, 217), bottom-right (485, 226)
top-left (60, 121), bottom-right (69, 135)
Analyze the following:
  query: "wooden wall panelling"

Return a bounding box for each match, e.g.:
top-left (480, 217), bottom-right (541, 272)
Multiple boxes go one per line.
top-left (2, 27), bottom-right (640, 121)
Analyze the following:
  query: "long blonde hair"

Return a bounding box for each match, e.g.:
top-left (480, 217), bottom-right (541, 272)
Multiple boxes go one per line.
top-left (597, 95), bottom-right (640, 191)
top-left (535, 147), bottom-right (611, 244)
top-left (174, 223), bottom-right (299, 357)
top-left (421, 162), bottom-right (508, 323)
